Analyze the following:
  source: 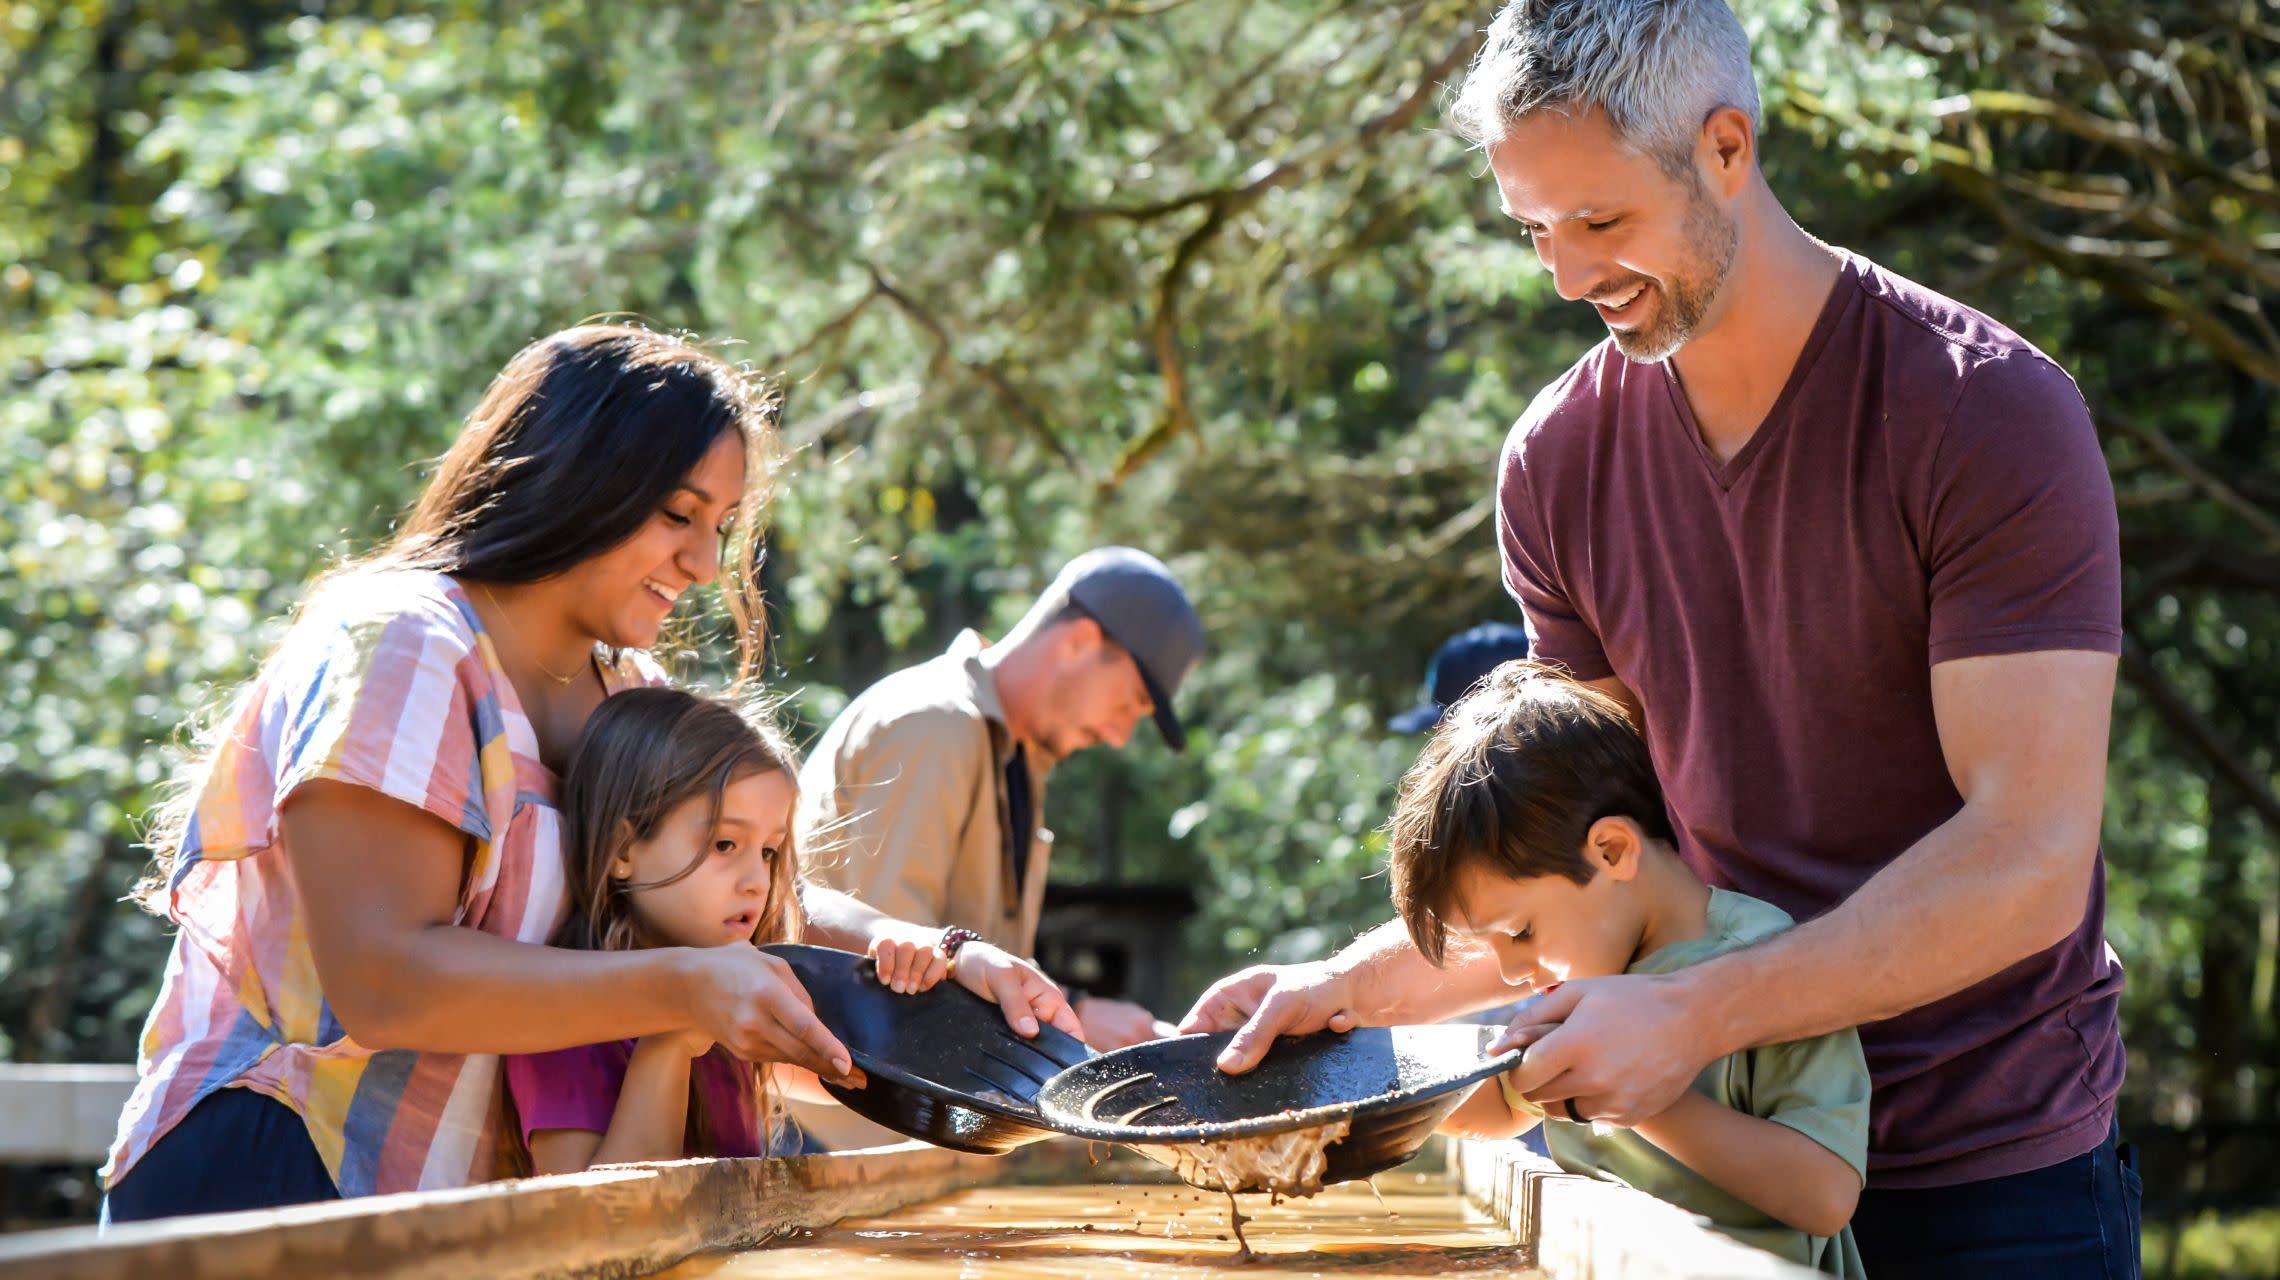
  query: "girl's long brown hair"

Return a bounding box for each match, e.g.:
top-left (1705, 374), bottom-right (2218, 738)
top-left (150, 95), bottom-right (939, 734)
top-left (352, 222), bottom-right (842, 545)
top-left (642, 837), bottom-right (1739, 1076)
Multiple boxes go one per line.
top-left (555, 686), bottom-right (805, 1157)
top-left (136, 323), bottom-right (780, 912)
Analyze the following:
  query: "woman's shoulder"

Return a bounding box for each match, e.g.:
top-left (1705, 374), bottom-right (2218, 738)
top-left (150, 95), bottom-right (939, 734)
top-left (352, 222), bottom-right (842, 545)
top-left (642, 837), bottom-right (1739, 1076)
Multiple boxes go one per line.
top-left (299, 568), bottom-right (481, 645)
top-left (254, 570), bottom-right (498, 731)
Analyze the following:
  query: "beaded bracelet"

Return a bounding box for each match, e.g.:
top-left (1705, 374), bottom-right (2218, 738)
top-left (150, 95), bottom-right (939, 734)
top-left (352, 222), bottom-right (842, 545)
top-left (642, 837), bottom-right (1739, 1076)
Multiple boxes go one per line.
top-left (938, 926), bottom-right (981, 965)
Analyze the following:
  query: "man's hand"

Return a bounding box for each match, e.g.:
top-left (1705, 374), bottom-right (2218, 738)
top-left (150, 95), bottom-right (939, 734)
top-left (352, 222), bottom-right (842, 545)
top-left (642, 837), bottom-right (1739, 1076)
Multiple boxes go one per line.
top-left (1177, 961), bottom-right (1360, 1074)
top-left (1492, 972), bottom-right (1716, 1128)
top-left (1073, 996), bottom-right (1173, 1051)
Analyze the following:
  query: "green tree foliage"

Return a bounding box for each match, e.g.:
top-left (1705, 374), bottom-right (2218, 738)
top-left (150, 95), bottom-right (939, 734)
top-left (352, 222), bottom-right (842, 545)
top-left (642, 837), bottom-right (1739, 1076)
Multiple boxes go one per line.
top-left (2, 3), bottom-right (2275, 1190)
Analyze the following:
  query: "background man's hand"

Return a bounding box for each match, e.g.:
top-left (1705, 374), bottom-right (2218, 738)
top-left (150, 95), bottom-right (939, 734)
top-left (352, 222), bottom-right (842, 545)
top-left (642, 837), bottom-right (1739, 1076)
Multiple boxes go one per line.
top-left (1073, 995), bottom-right (1173, 1050)
top-left (1493, 972), bottom-right (1716, 1127)
top-left (1177, 961), bottom-right (1360, 1074)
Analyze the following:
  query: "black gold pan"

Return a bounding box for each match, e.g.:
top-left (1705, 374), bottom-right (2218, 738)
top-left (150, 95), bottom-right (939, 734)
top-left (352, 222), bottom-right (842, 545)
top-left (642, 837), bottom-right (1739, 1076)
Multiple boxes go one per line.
top-left (1033, 1024), bottom-right (1521, 1187)
top-left (760, 943), bottom-right (1095, 1155)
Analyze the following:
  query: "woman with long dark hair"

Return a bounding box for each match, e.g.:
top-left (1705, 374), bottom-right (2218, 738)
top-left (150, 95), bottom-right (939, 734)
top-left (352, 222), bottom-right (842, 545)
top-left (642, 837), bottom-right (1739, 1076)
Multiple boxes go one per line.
top-left (102, 325), bottom-right (1076, 1221)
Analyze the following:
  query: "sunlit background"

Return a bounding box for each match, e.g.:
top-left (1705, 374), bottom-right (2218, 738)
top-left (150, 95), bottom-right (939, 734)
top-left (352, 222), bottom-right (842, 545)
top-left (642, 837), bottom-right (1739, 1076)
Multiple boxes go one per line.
top-left (3, 2), bottom-right (2276, 1268)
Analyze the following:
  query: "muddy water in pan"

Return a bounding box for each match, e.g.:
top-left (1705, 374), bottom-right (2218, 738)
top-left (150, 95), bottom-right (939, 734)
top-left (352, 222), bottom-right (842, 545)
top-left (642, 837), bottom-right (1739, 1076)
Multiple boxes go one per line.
top-left (653, 1170), bottom-right (1539, 1278)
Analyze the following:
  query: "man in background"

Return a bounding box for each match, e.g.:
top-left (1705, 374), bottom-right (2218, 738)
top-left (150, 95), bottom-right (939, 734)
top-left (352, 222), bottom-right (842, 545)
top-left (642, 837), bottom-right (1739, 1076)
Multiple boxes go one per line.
top-left (800, 546), bottom-right (1205, 1051)
top-left (1386, 622), bottom-right (1533, 735)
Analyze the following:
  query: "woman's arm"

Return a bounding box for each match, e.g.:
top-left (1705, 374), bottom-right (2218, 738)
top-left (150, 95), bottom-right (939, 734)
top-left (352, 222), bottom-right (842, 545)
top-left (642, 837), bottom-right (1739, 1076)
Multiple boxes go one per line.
top-left (1627, 1092), bottom-right (1861, 1238)
top-left (526, 1033), bottom-right (713, 1176)
top-left (282, 781), bottom-right (855, 1080)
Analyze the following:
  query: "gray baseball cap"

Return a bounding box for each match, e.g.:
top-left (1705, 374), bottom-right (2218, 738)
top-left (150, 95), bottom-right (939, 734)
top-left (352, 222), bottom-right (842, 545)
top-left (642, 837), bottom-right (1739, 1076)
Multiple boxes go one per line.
top-left (1048, 546), bottom-right (1205, 751)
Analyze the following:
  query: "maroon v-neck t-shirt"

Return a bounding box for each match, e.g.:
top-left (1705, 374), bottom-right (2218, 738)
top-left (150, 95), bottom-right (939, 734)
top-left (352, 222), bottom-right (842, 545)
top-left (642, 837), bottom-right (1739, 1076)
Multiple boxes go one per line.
top-left (1496, 250), bottom-right (2124, 1189)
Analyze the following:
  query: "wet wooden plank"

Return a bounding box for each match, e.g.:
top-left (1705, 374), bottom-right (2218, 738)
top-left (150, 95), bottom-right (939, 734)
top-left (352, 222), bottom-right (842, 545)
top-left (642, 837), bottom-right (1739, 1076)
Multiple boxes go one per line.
top-left (7, 1132), bottom-right (1823, 1279)
top-left (0, 1139), bottom-right (1094, 1280)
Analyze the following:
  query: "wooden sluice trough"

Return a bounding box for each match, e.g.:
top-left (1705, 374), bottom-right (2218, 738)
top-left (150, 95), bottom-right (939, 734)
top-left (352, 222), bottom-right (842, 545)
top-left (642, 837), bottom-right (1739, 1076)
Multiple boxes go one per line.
top-left (0, 1138), bottom-right (1814, 1279)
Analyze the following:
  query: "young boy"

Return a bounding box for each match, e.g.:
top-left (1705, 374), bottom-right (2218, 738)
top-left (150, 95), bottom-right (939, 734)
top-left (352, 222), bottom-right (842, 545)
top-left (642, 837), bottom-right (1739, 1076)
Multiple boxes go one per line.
top-left (1395, 662), bottom-right (1868, 1277)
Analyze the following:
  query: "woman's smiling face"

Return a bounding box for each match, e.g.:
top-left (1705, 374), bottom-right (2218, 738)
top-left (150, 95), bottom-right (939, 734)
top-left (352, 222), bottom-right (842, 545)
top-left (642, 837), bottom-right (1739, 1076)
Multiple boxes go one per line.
top-left (558, 429), bottom-right (747, 652)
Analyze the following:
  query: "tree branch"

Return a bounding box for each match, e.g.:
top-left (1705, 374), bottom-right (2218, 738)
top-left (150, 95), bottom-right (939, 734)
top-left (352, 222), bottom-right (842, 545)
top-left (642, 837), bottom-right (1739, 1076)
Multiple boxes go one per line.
top-left (1056, 22), bottom-right (1486, 225)
top-left (2100, 413), bottom-right (2280, 551)
top-left (863, 260), bottom-right (1079, 468)
top-left (2120, 633), bottom-right (2280, 834)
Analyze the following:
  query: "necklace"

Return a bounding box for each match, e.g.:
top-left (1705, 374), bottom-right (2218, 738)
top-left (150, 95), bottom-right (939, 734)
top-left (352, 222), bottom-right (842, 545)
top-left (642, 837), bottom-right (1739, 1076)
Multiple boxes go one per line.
top-left (476, 584), bottom-right (585, 686)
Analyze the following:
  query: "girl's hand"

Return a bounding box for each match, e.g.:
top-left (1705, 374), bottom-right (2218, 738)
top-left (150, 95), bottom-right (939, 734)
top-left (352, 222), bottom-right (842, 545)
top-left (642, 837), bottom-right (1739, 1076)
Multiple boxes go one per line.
top-left (867, 926), bottom-right (951, 995)
top-left (950, 942), bottom-right (1086, 1040)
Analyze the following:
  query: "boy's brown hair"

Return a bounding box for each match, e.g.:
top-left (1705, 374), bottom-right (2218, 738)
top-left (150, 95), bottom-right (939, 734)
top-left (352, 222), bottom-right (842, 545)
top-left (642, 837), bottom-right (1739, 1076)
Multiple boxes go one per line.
top-left (1387, 661), bottom-right (1674, 964)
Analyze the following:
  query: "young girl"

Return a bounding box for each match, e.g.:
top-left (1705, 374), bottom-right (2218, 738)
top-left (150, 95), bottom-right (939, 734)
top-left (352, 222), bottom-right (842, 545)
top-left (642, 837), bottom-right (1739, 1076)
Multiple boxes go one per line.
top-left (507, 687), bottom-right (1052, 1172)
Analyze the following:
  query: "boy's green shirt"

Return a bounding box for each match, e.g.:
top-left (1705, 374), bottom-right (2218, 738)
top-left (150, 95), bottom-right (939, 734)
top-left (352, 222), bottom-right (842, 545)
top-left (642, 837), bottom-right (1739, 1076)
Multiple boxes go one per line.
top-left (1499, 887), bottom-right (1870, 1277)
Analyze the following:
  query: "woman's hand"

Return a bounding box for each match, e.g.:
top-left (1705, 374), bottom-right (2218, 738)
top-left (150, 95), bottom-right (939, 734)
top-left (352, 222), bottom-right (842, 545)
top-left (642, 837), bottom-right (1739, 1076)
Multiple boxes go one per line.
top-left (677, 943), bottom-right (864, 1087)
top-left (950, 942), bottom-right (1086, 1040)
top-left (867, 924), bottom-right (951, 995)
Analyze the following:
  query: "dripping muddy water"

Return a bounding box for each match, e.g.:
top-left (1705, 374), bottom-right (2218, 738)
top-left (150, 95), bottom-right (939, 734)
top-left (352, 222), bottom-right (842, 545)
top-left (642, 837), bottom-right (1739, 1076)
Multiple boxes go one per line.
top-left (650, 1169), bottom-right (1538, 1279)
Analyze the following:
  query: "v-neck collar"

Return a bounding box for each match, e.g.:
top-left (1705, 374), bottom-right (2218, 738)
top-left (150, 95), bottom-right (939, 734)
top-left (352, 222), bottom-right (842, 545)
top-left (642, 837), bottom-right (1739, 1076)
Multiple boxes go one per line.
top-left (449, 575), bottom-right (619, 798)
top-left (1654, 251), bottom-right (1859, 493)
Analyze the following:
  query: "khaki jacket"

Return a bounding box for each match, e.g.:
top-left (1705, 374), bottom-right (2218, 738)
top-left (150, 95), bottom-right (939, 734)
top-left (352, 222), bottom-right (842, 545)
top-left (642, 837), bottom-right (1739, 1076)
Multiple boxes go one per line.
top-left (798, 630), bottom-right (1056, 956)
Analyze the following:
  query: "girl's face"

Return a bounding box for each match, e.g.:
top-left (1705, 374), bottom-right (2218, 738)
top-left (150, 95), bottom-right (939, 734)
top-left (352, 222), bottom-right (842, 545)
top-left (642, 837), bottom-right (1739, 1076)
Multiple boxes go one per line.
top-left (560, 429), bottom-right (748, 653)
top-left (614, 767), bottom-right (794, 949)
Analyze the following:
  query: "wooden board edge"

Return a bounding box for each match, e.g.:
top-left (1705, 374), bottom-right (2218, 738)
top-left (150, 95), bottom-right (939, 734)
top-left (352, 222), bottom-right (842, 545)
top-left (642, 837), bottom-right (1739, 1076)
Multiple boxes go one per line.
top-left (0, 1138), bottom-right (1099, 1280)
top-left (1450, 1138), bottom-right (1825, 1279)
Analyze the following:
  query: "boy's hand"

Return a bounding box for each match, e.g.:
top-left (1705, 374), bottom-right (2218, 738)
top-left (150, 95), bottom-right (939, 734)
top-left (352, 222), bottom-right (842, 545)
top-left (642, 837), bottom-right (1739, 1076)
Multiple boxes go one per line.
top-left (867, 926), bottom-right (951, 995)
top-left (950, 942), bottom-right (1087, 1040)
top-left (1496, 1062), bottom-right (1551, 1122)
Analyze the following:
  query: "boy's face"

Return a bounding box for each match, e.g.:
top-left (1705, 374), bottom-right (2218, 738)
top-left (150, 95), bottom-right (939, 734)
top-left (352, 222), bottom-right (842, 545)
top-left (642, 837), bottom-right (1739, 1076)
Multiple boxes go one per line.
top-left (1445, 848), bottom-right (1647, 991)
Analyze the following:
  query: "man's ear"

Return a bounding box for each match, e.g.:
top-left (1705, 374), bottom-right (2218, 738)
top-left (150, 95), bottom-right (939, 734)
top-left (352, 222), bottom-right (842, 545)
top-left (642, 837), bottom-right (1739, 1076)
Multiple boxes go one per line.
top-left (1698, 104), bottom-right (1755, 199)
top-left (1059, 612), bottom-right (1105, 656)
top-left (1585, 816), bottom-right (1644, 881)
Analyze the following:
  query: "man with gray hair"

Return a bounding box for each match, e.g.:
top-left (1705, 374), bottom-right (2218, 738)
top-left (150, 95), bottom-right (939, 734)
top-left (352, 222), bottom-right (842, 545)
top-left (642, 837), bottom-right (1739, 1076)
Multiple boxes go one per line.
top-left (1183, 3), bottom-right (2135, 1275)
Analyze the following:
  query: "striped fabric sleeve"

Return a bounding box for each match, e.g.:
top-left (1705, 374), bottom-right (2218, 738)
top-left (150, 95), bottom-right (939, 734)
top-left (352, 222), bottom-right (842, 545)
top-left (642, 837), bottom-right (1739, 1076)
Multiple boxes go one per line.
top-left (265, 586), bottom-right (494, 848)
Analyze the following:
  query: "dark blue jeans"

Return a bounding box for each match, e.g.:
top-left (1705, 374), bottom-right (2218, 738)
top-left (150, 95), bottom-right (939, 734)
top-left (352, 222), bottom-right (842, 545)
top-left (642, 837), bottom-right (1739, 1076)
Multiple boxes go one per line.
top-left (103, 1086), bottom-right (340, 1224)
top-left (1851, 1121), bottom-right (2142, 1279)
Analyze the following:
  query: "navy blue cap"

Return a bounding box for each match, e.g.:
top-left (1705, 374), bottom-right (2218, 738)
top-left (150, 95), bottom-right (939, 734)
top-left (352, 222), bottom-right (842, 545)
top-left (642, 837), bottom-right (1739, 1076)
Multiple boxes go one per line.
top-left (1387, 622), bottom-right (1533, 734)
top-left (1049, 547), bottom-right (1205, 751)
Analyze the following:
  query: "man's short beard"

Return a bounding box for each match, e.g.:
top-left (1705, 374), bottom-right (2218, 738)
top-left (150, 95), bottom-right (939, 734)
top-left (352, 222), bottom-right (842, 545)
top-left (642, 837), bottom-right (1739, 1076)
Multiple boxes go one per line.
top-left (1611, 179), bottom-right (1739, 364)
